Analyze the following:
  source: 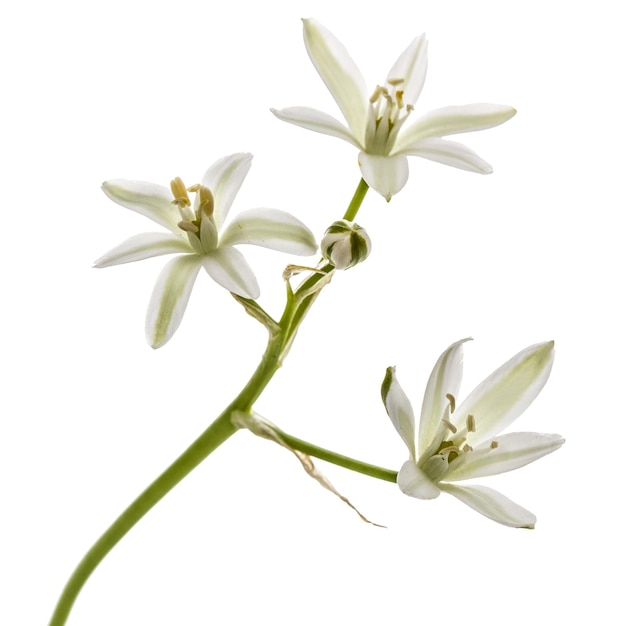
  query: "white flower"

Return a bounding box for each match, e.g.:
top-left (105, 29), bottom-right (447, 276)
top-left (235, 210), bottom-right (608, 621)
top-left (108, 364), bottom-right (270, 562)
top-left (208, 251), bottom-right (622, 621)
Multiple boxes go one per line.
top-left (95, 153), bottom-right (317, 348)
top-left (381, 339), bottom-right (564, 527)
top-left (272, 19), bottom-right (516, 201)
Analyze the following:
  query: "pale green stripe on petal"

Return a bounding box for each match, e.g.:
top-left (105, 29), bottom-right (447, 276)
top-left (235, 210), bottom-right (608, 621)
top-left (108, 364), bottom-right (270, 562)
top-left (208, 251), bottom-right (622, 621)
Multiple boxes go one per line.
top-left (219, 208), bottom-right (317, 255)
top-left (440, 483), bottom-right (536, 528)
top-left (358, 151), bottom-right (409, 202)
top-left (418, 338), bottom-right (471, 457)
top-left (398, 138), bottom-right (493, 174)
top-left (381, 367), bottom-right (416, 459)
top-left (94, 233), bottom-right (192, 268)
top-left (397, 104), bottom-right (516, 147)
top-left (201, 153), bottom-right (253, 229)
top-left (101, 180), bottom-right (180, 233)
top-left (202, 246), bottom-right (260, 299)
top-left (444, 432), bottom-right (565, 481)
top-left (455, 341), bottom-right (555, 447)
top-left (385, 34), bottom-right (428, 107)
top-left (271, 107), bottom-right (361, 148)
top-left (302, 18), bottom-right (368, 145)
top-left (146, 255), bottom-right (202, 349)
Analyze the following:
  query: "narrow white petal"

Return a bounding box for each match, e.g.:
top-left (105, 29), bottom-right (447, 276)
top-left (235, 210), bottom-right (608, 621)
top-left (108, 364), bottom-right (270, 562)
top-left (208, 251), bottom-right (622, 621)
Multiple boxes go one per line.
top-left (440, 483), bottom-right (536, 528)
top-left (270, 107), bottom-right (361, 148)
top-left (94, 233), bottom-right (192, 268)
top-left (201, 153), bottom-right (253, 229)
top-left (219, 209), bottom-right (317, 255)
top-left (397, 104), bottom-right (516, 147)
top-left (397, 460), bottom-right (441, 500)
top-left (302, 18), bottom-right (369, 144)
top-left (385, 34), bottom-right (428, 107)
top-left (418, 338), bottom-right (471, 457)
top-left (398, 138), bottom-right (493, 174)
top-left (358, 152), bottom-right (409, 201)
top-left (145, 255), bottom-right (202, 349)
top-left (455, 341), bottom-right (555, 447)
top-left (101, 180), bottom-right (180, 233)
top-left (444, 432), bottom-right (565, 481)
top-left (202, 247), bottom-right (260, 299)
top-left (381, 367), bottom-right (416, 459)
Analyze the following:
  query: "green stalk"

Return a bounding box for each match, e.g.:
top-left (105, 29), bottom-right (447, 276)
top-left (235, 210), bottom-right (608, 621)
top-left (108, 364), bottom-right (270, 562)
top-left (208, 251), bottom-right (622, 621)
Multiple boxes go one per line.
top-left (274, 428), bottom-right (397, 483)
top-left (342, 178), bottom-right (369, 221)
top-left (48, 333), bottom-right (281, 626)
top-left (49, 179), bottom-right (371, 625)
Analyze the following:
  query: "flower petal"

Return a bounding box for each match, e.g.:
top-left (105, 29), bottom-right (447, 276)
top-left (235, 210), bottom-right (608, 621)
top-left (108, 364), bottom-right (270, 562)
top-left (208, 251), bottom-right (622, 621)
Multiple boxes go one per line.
top-left (418, 338), bottom-right (471, 457)
top-left (444, 432), bottom-right (565, 481)
top-left (381, 367), bottom-right (416, 459)
top-left (145, 255), bottom-right (202, 349)
top-left (397, 138), bottom-right (493, 173)
top-left (101, 180), bottom-right (180, 233)
top-left (455, 341), bottom-right (555, 447)
top-left (397, 459), bottom-right (441, 499)
top-left (358, 152), bottom-right (409, 201)
top-left (396, 104), bottom-right (516, 147)
top-left (202, 246), bottom-right (260, 299)
top-left (201, 153), bottom-right (253, 229)
top-left (302, 18), bottom-right (369, 145)
top-left (270, 107), bottom-right (361, 148)
top-left (440, 483), bottom-right (536, 528)
top-left (94, 233), bottom-right (191, 268)
top-left (219, 209), bottom-right (317, 255)
top-left (385, 34), bottom-right (428, 107)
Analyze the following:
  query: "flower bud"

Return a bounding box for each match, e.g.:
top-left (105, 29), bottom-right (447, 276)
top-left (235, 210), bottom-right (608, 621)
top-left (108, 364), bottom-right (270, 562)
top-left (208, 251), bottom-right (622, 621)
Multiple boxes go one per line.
top-left (320, 220), bottom-right (371, 270)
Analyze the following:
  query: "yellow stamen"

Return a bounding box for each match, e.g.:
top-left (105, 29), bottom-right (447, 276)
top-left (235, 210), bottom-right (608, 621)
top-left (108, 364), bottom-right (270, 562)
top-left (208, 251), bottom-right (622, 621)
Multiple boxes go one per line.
top-left (463, 443), bottom-right (473, 452)
top-left (490, 440), bottom-right (499, 449)
top-left (170, 177), bottom-right (191, 207)
top-left (178, 220), bottom-right (199, 233)
top-left (387, 77), bottom-right (404, 86)
top-left (446, 393), bottom-right (456, 413)
top-left (196, 185), bottom-right (214, 217)
top-left (439, 445), bottom-right (461, 456)
top-left (369, 85), bottom-right (385, 104)
top-left (442, 419), bottom-right (457, 434)
top-left (466, 414), bottom-right (476, 432)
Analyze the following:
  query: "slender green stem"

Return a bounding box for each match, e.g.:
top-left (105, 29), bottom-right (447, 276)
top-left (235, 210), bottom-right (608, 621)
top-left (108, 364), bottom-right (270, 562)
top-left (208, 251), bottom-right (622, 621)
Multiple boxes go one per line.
top-left (49, 413), bottom-right (238, 626)
top-left (50, 330), bottom-right (287, 626)
top-left (342, 178), bottom-right (369, 221)
top-left (49, 178), bottom-right (374, 625)
top-left (275, 428), bottom-right (397, 483)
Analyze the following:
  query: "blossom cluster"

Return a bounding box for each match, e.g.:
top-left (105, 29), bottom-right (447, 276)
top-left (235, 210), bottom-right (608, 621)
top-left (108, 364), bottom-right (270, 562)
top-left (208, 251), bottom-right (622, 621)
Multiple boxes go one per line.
top-left (96, 19), bottom-right (562, 526)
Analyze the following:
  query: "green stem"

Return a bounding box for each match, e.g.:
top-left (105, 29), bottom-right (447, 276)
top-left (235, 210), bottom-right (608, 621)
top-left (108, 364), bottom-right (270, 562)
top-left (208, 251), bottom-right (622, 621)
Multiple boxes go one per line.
top-left (49, 178), bottom-right (372, 625)
top-left (49, 330), bottom-right (286, 626)
top-left (275, 428), bottom-right (397, 483)
top-left (49, 412), bottom-right (238, 626)
top-left (342, 178), bottom-right (369, 221)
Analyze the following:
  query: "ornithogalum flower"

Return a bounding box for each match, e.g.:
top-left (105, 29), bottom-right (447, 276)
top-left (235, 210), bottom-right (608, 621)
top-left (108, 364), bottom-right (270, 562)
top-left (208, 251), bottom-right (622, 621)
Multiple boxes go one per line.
top-left (95, 153), bottom-right (317, 348)
top-left (272, 19), bottom-right (516, 201)
top-left (381, 339), bottom-right (564, 527)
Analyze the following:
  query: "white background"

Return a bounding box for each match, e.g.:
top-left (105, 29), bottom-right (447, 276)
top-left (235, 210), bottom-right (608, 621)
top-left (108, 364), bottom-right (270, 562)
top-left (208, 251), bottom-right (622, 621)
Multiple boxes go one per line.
top-left (2, 0), bottom-right (623, 624)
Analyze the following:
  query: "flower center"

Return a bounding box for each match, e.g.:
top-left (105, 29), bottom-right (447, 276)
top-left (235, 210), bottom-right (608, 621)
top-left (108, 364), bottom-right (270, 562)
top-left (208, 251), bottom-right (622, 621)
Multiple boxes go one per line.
top-left (170, 177), bottom-right (217, 253)
top-left (422, 395), bottom-right (499, 482)
top-left (366, 77), bottom-right (414, 154)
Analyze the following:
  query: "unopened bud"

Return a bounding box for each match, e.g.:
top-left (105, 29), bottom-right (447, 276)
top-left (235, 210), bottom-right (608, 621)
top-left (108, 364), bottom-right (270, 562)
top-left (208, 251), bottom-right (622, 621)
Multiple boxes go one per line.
top-left (320, 220), bottom-right (371, 270)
